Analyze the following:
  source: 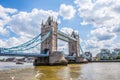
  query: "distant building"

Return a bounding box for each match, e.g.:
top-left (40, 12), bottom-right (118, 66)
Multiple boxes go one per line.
top-left (114, 48), bottom-right (120, 55)
top-left (96, 48), bottom-right (120, 60)
top-left (111, 52), bottom-right (117, 59)
top-left (111, 48), bottom-right (120, 59)
top-left (99, 49), bottom-right (111, 60)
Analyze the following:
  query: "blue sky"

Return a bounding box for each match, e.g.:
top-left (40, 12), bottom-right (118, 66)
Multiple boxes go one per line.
top-left (0, 0), bottom-right (120, 56)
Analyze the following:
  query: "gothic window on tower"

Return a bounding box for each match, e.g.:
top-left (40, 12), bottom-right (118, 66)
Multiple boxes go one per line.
top-left (48, 22), bottom-right (51, 25)
top-left (72, 45), bottom-right (74, 50)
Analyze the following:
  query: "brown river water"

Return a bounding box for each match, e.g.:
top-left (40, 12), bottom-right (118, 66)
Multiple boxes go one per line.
top-left (0, 62), bottom-right (120, 80)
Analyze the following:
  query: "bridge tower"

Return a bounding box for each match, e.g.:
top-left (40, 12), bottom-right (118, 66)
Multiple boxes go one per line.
top-left (34, 17), bottom-right (59, 66)
top-left (69, 31), bottom-right (80, 61)
top-left (41, 16), bottom-right (58, 54)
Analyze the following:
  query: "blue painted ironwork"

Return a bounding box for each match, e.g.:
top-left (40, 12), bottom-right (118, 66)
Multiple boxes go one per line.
top-left (58, 34), bottom-right (69, 42)
top-left (0, 52), bottom-right (48, 57)
top-left (80, 45), bottom-right (84, 55)
top-left (0, 30), bottom-right (52, 57)
top-left (0, 29), bottom-right (84, 58)
top-left (57, 30), bottom-right (77, 42)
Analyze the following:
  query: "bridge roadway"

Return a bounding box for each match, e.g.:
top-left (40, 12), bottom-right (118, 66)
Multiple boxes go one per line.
top-left (0, 52), bottom-right (49, 57)
top-left (0, 51), bottom-right (76, 61)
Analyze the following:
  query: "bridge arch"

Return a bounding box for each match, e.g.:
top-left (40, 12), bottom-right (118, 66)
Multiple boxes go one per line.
top-left (42, 48), bottom-right (49, 55)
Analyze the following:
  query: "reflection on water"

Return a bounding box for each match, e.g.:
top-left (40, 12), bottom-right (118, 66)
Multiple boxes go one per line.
top-left (35, 63), bottom-right (120, 80)
top-left (0, 62), bottom-right (120, 80)
top-left (0, 62), bottom-right (33, 70)
top-left (35, 65), bottom-right (82, 80)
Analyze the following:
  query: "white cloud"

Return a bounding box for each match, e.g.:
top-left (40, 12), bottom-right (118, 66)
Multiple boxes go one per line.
top-left (0, 5), bottom-right (17, 36)
top-left (9, 9), bottom-right (58, 36)
top-left (59, 4), bottom-right (76, 20)
top-left (58, 39), bottom-right (68, 54)
top-left (80, 20), bottom-right (88, 26)
top-left (0, 5), bottom-right (59, 52)
top-left (74, 0), bottom-right (120, 35)
top-left (90, 27), bottom-right (116, 41)
top-left (74, 0), bottom-right (120, 30)
top-left (74, 0), bottom-right (120, 56)
top-left (84, 37), bottom-right (116, 56)
top-left (111, 24), bottom-right (120, 34)
top-left (60, 27), bottom-right (78, 35)
top-left (0, 27), bottom-right (9, 36)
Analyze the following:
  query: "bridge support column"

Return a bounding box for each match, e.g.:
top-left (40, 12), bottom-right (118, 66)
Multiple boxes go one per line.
top-left (49, 51), bottom-right (68, 65)
top-left (69, 31), bottom-right (81, 62)
top-left (34, 51), bottom-right (68, 66)
top-left (33, 57), bottom-right (49, 66)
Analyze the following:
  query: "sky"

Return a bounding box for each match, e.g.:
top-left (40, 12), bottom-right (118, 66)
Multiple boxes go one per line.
top-left (0, 0), bottom-right (120, 56)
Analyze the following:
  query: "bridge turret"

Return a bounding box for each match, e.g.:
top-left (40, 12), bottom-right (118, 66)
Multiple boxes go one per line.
top-left (41, 16), bottom-right (58, 54)
top-left (46, 16), bottom-right (53, 25)
top-left (69, 30), bottom-right (80, 61)
top-left (71, 31), bottom-right (79, 39)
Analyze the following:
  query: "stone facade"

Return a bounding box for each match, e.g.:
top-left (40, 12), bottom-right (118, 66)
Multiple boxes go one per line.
top-left (49, 51), bottom-right (68, 65)
top-left (41, 17), bottom-right (58, 54)
top-left (69, 31), bottom-right (80, 57)
top-left (34, 17), bottom-right (81, 66)
top-left (41, 17), bottom-right (80, 58)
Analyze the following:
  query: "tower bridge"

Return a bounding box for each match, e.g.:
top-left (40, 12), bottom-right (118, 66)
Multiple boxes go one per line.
top-left (0, 17), bottom-right (85, 66)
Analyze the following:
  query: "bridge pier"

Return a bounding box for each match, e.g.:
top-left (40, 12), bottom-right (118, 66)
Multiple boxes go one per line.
top-left (33, 57), bottom-right (49, 66)
top-left (68, 31), bottom-right (81, 63)
top-left (49, 51), bottom-right (68, 65)
top-left (33, 51), bottom-right (68, 66)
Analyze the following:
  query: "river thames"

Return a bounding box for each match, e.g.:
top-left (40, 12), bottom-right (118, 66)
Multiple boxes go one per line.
top-left (0, 62), bottom-right (120, 80)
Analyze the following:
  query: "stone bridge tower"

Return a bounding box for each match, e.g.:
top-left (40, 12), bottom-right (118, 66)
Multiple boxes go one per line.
top-left (69, 31), bottom-right (80, 58)
top-left (41, 17), bottom-right (58, 54)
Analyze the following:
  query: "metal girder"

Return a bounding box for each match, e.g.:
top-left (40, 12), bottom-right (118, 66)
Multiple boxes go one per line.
top-left (0, 30), bottom-right (52, 57)
top-left (80, 45), bottom-right (84, 54)
top-left (0, 52), bottom-right (49, 57)
top-left (58, 35), bottom-right (69, 42)
top-left (57, 30), bottom-right (77, 41)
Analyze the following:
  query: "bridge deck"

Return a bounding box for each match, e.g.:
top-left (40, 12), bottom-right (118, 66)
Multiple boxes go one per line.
top-left (0, 52), bottom-right (49, 57)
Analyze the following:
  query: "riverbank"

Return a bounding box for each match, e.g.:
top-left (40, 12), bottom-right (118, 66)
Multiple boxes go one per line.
top-left (0, 62), bottom-right (33, 70)
top-left (92, 60), bottom-right (120, 62)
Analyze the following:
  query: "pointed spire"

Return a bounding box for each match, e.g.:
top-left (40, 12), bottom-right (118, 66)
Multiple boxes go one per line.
top-left (47, 16), bottom-right (52, 22)
top-left (41, 20), bottom-right (44, 26)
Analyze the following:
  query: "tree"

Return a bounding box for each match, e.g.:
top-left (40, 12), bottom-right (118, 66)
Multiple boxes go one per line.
top-left (116, 55), bottom-right (120, 59)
